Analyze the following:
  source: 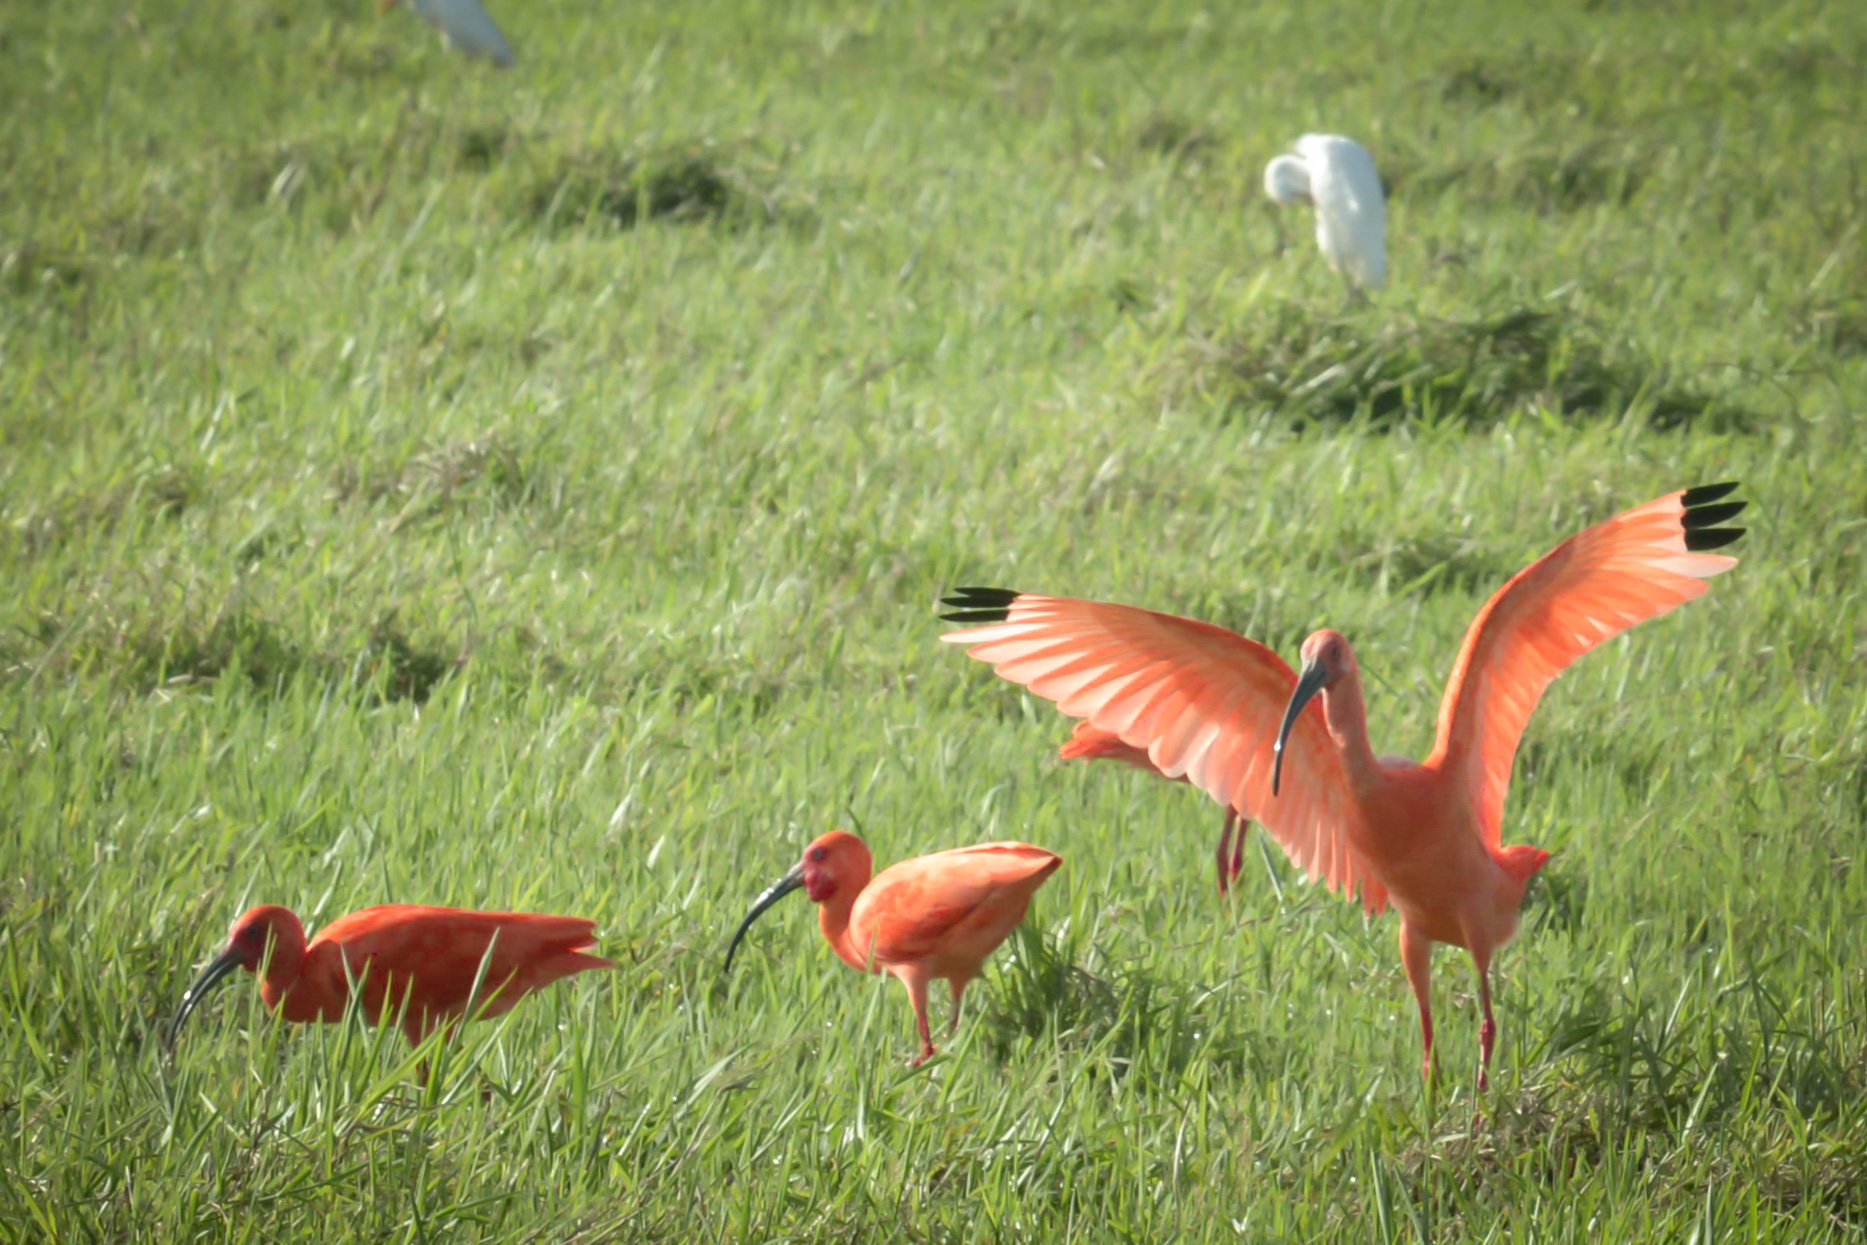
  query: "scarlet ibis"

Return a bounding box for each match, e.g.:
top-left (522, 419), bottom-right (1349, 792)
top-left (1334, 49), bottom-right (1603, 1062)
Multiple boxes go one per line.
top-left (1061, 722), bottom-right (1250, 896)
top-left (166, 904), bottom-right (612, 1052)
top-left (723, 831), bottom-right (1061, 1066)
top-left (940, 483), bottom-right (1746, 1090)
top-left (1264, 134), bottom-right (1387, 294)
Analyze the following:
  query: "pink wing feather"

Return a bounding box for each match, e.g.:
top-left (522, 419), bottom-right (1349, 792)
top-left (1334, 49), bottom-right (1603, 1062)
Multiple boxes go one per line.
top-left (941, 591), bottom-right (1387, 913)
top-left (1426, 484), bottom-right (1746, 845)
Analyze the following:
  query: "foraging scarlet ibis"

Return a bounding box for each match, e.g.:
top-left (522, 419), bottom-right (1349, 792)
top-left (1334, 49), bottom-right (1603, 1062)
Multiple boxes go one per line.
top-left (1061, 722), bottom-right (1251, 896)
top-left (166, 904), bottom-right (612, 1051)
top-left (723, 830), bottom-right (1061, 1066)
top-left (940, 483), bottom-right (1746, 1090)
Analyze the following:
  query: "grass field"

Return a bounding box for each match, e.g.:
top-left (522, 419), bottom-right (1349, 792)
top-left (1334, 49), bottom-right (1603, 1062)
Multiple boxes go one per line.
top-left (5, 0), bottom-right (1867, 1238)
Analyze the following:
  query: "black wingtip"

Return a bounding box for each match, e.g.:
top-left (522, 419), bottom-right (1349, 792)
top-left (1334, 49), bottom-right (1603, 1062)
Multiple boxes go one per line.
top-left (1685, 525), bottom-right (1746, 552)
top-left (1680, 481), bottom-right (1739, 506)
top-left (1681, 500), bottom-right (1746, 530)
top-left (939, 586), bottom-right (1020, 624)
top-left (1680, 482), bottom-right (1746, 553)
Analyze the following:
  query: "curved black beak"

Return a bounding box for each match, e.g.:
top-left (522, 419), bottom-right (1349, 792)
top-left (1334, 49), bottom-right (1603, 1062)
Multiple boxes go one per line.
top-left (721, 863), bottom-right (805, 977)
top-left (1273, 658), bottom-right (1329, 797)
top-left (164, 948), bottom-right (244, 1052)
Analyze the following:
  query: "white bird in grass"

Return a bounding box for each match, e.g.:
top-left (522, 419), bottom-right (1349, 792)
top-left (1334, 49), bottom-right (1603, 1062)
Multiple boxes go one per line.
top-left (1264, 134), bottom-right (1387, 296)
top-left (379, 0), bottom-right (516, 67)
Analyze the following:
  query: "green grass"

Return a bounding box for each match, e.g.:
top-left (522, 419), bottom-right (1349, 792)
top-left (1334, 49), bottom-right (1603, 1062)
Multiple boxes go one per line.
top-left (4, 0), bottom-right (1866, 1238)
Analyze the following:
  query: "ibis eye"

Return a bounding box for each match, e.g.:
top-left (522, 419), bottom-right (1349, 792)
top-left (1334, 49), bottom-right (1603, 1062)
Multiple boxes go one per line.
top-left (810, 848), bottom-right (828, 863)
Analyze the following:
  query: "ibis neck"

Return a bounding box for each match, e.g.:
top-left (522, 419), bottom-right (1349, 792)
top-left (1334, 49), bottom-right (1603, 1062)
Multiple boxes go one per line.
top-left (817, 880), bottom-right (875, 974)
top-left (254, 920), bottom-right (311, 1014)
top-left (1321, 672), bottom-right (1383, 790)
top-left (256, 948), bottom-right (307, 1013)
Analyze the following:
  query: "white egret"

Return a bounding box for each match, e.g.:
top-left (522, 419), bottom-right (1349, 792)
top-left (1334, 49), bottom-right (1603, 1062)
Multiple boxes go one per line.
top-left (1264, 134), bottom-right (1387, 295)
top-left (379, 0), bottom-right (516, 67)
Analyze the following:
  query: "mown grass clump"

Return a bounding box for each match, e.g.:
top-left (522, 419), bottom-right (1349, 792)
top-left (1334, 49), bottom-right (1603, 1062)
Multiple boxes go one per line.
top-left (329, 434), bottom-right (536, 527)
top-left (1129, 110), bottom-right (1220, 166)
top-left (11, 463), bottom-right (198, 559)
top-left (521, 143), bottom-right (782, 232)
top-left (1429, 144), bottom-right (1648, 214)
top-left (1804, 299), bottom-right (1867, 358)
top-left (212, 112), bottom-right (528, 226)
top-left (1, 605), bottom-right (459, 704)
top-left (1168, 305), bottom-right (1753, 431)
top-left (1, 242), bottom-right (92, 299)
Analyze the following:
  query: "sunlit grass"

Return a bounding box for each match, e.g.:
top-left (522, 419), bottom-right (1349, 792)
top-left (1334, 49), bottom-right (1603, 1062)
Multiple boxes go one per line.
top-left (3, 0), bottom-right (1865, 1238)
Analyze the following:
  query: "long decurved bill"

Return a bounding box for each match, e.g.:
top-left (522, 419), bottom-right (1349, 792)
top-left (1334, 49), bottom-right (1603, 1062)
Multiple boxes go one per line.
top-left (1273, 658), bottom-right (1329, 797)
top-left (165, 949), bottom-right (244, 1051)
top-left (721, 863), bottom-right (805, 977)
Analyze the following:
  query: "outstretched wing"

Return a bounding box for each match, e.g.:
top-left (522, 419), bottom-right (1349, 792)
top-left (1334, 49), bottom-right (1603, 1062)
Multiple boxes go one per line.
top-left (1427, 483), bottom-right (1746, 846)
top-left (940, 590), bottom-right (1386, 912)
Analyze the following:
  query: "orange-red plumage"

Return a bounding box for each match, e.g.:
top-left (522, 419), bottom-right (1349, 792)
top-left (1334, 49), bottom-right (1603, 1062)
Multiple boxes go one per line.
top-left (167, 904), bottom-right (614, 1051)
top-left (940, 484), bottom-right (1746, 1091)
top-left (1061, 722), bottom-right (1251, 895)
top-left (724, 831), bottom-right (1062, 1066)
